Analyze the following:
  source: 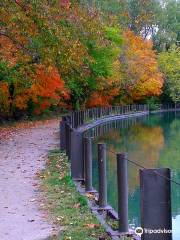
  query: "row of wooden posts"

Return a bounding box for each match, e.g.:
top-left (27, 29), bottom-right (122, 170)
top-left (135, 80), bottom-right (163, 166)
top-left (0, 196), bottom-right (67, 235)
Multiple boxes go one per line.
top-left (83, 137), bottom-right (172, 240)
top-left (84, 138), bottom-right (129, 233)
top-left (60, 106), bottom-right (173, 240)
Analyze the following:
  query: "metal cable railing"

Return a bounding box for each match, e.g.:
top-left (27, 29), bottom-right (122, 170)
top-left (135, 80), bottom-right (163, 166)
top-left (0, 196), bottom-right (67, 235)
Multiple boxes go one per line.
top-left (82, 139), bottom-right (175, 237)
top-left (60, 104), bottom-right (178, 238)
top-left (106, 146), bottom-right (180, 186)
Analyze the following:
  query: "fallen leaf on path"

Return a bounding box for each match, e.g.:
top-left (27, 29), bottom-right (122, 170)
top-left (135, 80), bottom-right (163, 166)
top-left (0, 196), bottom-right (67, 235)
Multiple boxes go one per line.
top-left (73, 203), bottom-right (80, 209)
top-left (84, 223), bottom-right (100, 229)
top-left (86, 193), bottom-right (96, 200)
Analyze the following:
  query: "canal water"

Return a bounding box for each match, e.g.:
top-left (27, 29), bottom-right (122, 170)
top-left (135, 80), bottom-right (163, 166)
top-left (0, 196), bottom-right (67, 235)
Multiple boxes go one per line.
top-left (87, 111), bottom-right (180, 239)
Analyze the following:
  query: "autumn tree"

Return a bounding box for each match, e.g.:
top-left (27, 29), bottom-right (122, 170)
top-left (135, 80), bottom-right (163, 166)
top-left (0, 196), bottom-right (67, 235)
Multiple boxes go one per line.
top-left (0, 59), bottom-right (69, 117)
top-left (82, 0), bottom-right (161, 38)
top-left (86, 26), bottom-right (123, 107)
top-left (0, 0), bottom-right (170, 117)
top-left (0, 1), bottom-right (69, 117)
top-left (118, 30), bottom-right (163, 103)
top-left (54, 2), bottom-right (123, 108)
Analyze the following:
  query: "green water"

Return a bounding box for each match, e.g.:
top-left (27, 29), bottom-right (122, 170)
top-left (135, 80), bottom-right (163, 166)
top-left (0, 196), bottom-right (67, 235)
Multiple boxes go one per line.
top-left (89, 112), bottom-right (180, 239)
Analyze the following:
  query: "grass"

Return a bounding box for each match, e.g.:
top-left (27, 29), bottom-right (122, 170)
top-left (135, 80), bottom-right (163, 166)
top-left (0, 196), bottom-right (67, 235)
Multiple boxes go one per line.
top-left (41, 150), bottom-right (111, 240)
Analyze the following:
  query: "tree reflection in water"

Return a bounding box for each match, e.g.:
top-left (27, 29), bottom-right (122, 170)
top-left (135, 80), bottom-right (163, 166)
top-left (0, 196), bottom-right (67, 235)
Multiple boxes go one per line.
top-left (89, 112), bottom-right (180, 238)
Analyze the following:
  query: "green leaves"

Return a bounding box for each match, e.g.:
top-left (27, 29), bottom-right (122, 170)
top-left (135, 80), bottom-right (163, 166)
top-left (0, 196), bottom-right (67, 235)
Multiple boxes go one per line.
top-left (105, 27), bottom-right (123, 46)
top-left (158, 46), bottom-right (180, 102)
top-left (0, 61), bottom-right (12, 82)
top-left (89, 45), bottom-right (119, 77)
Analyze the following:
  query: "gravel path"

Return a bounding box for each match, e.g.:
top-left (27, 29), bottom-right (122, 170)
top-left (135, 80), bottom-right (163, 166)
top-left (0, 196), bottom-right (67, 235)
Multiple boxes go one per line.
top-left (0, 119), bottom-right (59, 240)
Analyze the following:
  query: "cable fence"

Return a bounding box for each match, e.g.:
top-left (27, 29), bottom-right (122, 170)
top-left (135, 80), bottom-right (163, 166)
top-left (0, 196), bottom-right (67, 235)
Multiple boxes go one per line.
top-left (105, 146), bottom-right (180, 186)
top-left (82, 138), bottom-right (174, 238)
top-left (60, 104), bottom-right (178, 239)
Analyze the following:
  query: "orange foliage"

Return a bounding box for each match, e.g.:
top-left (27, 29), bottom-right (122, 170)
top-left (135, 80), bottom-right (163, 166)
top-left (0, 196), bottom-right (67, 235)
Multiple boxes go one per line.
top-left (31, 65), bottom-right (69, 113)
top-left (121, 30), bottom-right (163, 101)
top-left (0, 31), bottom-right (70, 113)
top-left (87, 88), bottom-right (119, 107)
top-left (0, 63), bottom-right (69, 115)
top-left (0, 23), bottom-right (69, 115)
top-left (0, 82), bottom-right (9, 93)
top-left (32, 65), bottom-right (67, 101)
top-left (14, 65), bottom-right (69, 113)
top-left (0, 82), bottom-right (10, 114)
top-left (0, 36), bottom-right (20, 66)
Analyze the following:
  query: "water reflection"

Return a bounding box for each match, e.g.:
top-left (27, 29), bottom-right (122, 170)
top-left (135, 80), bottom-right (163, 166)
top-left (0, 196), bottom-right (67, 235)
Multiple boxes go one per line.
top-left (88, 112), bottom-right (180, 240)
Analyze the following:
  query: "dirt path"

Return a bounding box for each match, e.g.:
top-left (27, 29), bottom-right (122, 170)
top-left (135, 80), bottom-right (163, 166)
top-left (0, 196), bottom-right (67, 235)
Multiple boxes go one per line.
top-left (0, 119), bottom-right (60, 240)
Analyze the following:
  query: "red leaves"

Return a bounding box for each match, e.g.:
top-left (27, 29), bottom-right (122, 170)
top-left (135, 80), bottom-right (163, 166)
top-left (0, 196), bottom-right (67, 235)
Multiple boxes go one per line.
top-left (87, 89), bottom-right (119, 107)
top-left (0, 82), bottom-right (9, 93)
top-left (0, 82), bottom-right (10, 115)
top-left (34, 65), bottom-right (64, 100)
top-left (0, 63), bottom-right (69, 115)
top-left (31, 65), bottom-right (69, 114)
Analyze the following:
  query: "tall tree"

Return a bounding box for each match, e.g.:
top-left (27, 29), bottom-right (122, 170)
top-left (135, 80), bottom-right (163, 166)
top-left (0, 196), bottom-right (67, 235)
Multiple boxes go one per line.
top-left (127, 0), bottom-right (161, 38)
top-left (158, 46), bottom-right (180, 103)
top-left (153, 0), bottom-right (180, 51)
top-left (118, 30), bottom-right (163, 102)
top-left (82, 0), bottom-right (161, 38)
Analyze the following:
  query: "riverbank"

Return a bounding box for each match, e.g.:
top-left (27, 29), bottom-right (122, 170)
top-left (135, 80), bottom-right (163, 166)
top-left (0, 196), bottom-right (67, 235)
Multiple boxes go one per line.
top-left (41, 150), bottom-right (111, 240)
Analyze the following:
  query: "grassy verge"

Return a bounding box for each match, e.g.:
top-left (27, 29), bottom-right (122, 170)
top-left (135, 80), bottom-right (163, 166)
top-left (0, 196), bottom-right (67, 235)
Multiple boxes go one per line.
top-left (41, 150), bottom-right (111, 240)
